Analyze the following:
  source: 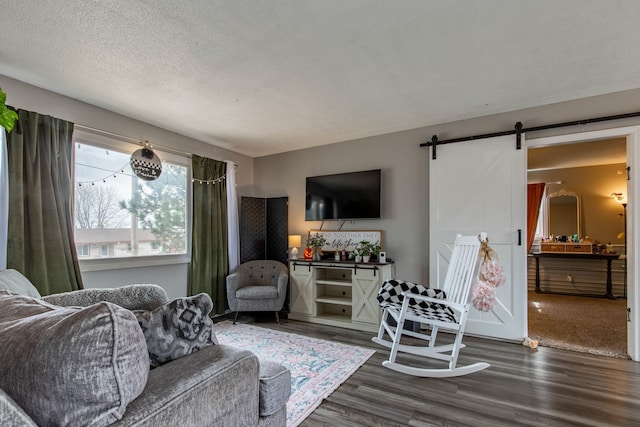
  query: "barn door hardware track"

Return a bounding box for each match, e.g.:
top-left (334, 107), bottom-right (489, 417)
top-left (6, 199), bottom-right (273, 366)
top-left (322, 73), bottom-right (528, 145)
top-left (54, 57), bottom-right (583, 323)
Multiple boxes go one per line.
top-left (421, 111), bottom-right (640, 159)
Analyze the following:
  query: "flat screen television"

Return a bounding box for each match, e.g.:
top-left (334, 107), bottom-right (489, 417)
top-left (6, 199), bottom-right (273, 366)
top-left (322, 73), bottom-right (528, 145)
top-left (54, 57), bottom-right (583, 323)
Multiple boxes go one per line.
top-left (305, 169), bottom-right (381, 221)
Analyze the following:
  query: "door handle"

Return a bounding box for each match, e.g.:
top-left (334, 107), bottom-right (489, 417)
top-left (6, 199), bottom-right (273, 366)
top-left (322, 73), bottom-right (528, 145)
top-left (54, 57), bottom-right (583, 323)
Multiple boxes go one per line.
top-left (517, 229), bottom-right (522, 246)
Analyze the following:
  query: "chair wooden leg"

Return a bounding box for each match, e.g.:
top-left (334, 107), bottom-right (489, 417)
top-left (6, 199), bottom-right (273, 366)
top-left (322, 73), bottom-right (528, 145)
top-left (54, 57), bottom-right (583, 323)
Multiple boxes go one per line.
top-left (233, 311), bottom-right (239, 325)
top-left (275, 311), bottom-right (280, 324)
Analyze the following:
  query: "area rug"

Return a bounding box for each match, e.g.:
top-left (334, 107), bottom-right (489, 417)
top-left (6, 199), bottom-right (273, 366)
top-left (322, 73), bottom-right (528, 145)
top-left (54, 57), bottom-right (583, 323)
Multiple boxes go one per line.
top-left (214, 321), bottom-right (375, 427)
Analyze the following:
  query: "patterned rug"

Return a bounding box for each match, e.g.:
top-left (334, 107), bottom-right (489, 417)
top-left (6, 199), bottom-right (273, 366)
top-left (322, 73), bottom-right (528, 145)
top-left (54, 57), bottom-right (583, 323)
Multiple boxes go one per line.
top-left (215, 321), bottom-right (375, 426)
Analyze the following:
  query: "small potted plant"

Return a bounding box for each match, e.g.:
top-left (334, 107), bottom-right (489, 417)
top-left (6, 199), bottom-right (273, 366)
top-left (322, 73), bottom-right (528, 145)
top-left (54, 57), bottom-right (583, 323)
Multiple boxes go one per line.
top-left (349, 245), bottom-right (364, 263)
top-left (372, 245), bottom-right (381, 261)
top-left (307, 233), bottom-right (327, 261)
top-left (350, 240), bottom-right (381, 263)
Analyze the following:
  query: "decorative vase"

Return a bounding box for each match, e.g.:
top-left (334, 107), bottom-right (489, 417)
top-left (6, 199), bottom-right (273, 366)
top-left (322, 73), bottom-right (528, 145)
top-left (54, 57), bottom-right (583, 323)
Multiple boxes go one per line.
top-left (355, 255), bottom-right (362, 263)
top-left (313, 248), bottom-right (321, 261)
top-left (363, 255), bottom-right (371, 263)
top-left (303, 247), bottom-right (313, 260)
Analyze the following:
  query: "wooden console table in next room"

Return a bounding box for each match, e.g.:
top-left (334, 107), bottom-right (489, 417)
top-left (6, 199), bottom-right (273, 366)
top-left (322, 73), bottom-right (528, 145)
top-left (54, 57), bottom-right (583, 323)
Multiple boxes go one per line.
top-left (532, 252), bottom-right (620, 299)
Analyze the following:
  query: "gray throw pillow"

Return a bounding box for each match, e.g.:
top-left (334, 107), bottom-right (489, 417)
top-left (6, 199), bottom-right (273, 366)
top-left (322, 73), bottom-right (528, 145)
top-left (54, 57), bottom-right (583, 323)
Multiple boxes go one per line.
top-left (133, 293), bottom-right (218, 368)
top-left (0, 290), bottom-right (149, 427)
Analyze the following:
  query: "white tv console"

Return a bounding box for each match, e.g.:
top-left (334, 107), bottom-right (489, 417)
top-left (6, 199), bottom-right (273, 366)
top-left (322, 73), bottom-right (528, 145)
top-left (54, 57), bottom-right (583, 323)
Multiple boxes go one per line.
top-left (288, 260), bottom-right (395, 332)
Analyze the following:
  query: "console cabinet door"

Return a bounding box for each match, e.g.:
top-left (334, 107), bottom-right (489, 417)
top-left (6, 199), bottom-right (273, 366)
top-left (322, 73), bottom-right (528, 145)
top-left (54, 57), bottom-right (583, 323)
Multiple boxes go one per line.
top-left (351, 268), bottom-right (381, 326)
top-left (289, 264), bottom-right (315, 316)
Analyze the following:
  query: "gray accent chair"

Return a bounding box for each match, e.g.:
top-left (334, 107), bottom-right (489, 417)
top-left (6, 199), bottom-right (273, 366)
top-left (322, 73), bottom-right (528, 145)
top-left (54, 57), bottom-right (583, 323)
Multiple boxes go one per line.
top-left (227, 260), bottom-right (289, 324)
top-left (0, 269), bottom-right (290, 426)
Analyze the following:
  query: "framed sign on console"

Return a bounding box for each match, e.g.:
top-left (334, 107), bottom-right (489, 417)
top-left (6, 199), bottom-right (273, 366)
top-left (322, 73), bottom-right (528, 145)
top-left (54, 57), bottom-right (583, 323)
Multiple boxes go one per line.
top-left (308, 230), bottom-right (382, 252)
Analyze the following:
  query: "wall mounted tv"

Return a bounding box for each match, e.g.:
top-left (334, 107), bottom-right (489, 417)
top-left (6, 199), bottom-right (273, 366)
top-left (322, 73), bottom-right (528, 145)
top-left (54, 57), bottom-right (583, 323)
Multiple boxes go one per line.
top-left (305, 169), bottom-right (381, 221)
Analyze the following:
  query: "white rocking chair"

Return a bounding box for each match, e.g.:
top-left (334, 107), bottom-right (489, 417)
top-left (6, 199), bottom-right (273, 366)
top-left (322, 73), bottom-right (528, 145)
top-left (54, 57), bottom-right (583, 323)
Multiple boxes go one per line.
top-left (372, 234), bottom-right (490, 378)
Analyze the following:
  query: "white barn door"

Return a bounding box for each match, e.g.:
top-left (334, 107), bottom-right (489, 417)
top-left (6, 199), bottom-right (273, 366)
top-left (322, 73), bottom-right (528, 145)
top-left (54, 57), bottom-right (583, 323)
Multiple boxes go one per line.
top-left (429, 135), bottom-right (527, 340)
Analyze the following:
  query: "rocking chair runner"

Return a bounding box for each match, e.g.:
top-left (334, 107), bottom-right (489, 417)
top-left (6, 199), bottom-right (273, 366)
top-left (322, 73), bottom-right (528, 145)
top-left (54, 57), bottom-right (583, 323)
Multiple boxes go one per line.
top-left (372, 233), bottom-right (490, 377)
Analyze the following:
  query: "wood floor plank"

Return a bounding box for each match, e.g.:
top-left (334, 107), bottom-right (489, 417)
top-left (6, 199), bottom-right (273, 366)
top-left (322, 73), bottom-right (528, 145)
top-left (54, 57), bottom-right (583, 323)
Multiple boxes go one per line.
top-left (247, 318), bottom-right (640, 426)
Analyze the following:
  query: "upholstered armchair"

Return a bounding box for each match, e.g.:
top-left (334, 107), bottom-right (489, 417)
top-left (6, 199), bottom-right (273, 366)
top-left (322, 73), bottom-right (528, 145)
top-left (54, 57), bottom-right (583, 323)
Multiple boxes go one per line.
top-left (226, 260), bottom-right (289, 324)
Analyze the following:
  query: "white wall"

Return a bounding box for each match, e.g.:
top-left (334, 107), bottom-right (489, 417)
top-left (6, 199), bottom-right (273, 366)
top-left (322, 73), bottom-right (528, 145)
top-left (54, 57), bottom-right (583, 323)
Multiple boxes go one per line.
top-left (253, 88), bottom-right (640, 285)
top-left (1, 75), bottom-right (253, 297)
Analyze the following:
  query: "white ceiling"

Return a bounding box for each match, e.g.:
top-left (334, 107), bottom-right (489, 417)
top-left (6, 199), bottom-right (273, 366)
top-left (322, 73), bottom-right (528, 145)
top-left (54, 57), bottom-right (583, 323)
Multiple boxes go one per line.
top-left (2, 1), bottom-right (640, 158)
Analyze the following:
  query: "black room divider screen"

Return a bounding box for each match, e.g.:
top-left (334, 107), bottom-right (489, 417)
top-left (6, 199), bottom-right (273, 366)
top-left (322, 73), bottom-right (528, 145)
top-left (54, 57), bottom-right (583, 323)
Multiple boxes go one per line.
top-left (240, 196), bottom-right (288, 265)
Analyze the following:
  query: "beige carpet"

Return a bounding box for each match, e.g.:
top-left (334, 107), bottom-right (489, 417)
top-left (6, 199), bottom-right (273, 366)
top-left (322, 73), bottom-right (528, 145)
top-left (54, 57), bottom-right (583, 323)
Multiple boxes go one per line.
top-left (527, 291), bottom-right (629, 359)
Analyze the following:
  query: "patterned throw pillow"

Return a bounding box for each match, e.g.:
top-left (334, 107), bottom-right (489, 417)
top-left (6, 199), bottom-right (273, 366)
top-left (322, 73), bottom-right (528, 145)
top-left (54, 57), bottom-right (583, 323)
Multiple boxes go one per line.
top-left (134, 293), bottom-right (218, 368)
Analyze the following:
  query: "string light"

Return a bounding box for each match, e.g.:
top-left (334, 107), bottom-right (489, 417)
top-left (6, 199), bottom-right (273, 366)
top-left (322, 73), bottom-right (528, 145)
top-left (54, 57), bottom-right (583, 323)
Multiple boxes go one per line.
top-left (77, 162), bottom-right (130, 187)
top-left (191, 175), bottom-right (226, 185)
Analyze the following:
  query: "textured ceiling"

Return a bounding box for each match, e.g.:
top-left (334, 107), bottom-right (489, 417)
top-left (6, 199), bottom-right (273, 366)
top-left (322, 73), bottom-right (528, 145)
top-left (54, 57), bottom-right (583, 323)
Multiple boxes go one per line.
top-left (2, 1), bottom-right (640, 157)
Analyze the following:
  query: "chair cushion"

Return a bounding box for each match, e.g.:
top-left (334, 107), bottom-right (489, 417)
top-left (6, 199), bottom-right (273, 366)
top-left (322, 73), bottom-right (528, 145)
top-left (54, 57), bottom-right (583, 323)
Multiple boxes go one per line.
top-left (381, 300), bottom-right (457, 324)
top-left (236, 285), bottom-right (279, 300)
top-left (377, 279), bottom-right (446, 306)
top-left (377, 279), bottom-right (456, 323)
top-left (0, 290), bottom-right (149, 427)
top-left (258, 360), bottom-right (291, 416)
top-left (239, 261), bottom-right (287, 287)
top-left (133, 293), bottom-right (218, 368)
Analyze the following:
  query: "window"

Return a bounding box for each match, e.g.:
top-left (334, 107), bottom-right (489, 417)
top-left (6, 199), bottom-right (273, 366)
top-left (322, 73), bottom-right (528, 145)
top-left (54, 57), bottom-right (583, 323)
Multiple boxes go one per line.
top-left (74, 134), bottom-right (189, 261)
top-left (76, 244), bottom-right (89, 257)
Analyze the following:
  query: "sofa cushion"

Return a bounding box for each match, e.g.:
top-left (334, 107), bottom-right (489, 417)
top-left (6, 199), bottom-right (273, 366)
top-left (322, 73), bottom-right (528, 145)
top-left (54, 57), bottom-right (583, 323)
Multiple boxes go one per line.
top-left (258, 360), bottom-right (291, 417)
top-left (0, 290), bottom-right (149, 427)
top-left (43, 284), bottom-right (168, 311)
top-left (133, 293), bottom-right (217, 368)
top-left (0, 269), bottom-right (41, 298)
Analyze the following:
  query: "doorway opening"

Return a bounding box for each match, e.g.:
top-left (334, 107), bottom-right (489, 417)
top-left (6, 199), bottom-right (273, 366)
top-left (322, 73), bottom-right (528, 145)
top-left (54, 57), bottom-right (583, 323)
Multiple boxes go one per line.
top-left (527, 127), bottom-right (637, 359)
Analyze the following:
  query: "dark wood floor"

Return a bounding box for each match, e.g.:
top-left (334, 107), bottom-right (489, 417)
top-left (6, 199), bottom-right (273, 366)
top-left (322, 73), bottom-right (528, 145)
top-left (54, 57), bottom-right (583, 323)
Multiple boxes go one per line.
top-left (251, 318), bottom-right (640, 427)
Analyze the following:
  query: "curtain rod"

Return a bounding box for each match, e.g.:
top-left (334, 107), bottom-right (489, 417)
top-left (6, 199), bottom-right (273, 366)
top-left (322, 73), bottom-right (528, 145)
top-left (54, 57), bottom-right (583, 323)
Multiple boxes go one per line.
top-left (419, 111), bottom-right (640, 149)
top-left (74, 124), bottom-right (238, 168)
top-left (75, 124), bottom-right (193, 158)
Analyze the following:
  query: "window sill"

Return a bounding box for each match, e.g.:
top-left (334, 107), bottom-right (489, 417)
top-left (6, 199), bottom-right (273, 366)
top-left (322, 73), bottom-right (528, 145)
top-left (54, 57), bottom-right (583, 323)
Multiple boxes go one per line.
top-left (79, 255), bottom-right (190, 272)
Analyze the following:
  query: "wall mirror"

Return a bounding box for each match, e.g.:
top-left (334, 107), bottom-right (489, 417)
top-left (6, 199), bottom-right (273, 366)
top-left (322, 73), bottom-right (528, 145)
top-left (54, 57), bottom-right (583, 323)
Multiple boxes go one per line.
top-left (545, 190), bottom-right (581, 239)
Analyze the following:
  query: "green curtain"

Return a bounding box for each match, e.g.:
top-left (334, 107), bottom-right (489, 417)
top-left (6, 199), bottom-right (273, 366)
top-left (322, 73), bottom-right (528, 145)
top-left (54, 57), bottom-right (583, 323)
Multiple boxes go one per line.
top-left (6, 109), bottom-right (83, 294)
top-left (190, 155), bottom-right (228, 314)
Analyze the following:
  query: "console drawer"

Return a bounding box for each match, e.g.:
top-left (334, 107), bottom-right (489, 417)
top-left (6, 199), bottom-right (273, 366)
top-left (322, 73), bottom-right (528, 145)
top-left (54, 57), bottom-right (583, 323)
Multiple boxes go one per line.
top-left (540, 243), bottom-right (565, 253)
top-left (565, 244), bottom-right (592, 253)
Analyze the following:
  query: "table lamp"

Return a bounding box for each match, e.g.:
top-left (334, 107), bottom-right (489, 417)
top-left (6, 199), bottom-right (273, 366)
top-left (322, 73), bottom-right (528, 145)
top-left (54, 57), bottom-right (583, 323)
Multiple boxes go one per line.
top-left (288, 235), bottom-right (302, 259)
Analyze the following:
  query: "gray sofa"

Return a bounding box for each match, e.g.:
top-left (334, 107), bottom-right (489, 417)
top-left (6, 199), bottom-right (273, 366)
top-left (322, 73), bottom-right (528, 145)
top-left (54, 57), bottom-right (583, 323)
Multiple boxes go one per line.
top-left (0, 269), bottom-right (290, 427)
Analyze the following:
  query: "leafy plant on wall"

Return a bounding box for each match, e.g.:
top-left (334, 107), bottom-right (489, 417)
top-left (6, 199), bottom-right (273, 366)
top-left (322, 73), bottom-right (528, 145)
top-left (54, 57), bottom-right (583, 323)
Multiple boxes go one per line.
top-left (0, 87), bottom-right (18, 132)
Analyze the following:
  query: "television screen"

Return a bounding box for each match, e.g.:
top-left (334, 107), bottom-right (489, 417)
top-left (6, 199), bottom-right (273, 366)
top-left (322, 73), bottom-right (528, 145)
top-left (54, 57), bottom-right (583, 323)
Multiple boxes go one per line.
top-left (305, 169), bottom-right (381, 221)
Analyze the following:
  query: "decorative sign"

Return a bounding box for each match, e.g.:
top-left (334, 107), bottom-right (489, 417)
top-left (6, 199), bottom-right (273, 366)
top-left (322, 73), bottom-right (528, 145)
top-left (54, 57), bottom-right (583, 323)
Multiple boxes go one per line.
top-left (309, 230), bottom-right (382, 252)
top-left (130, 147), bottom-right (162, 181)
